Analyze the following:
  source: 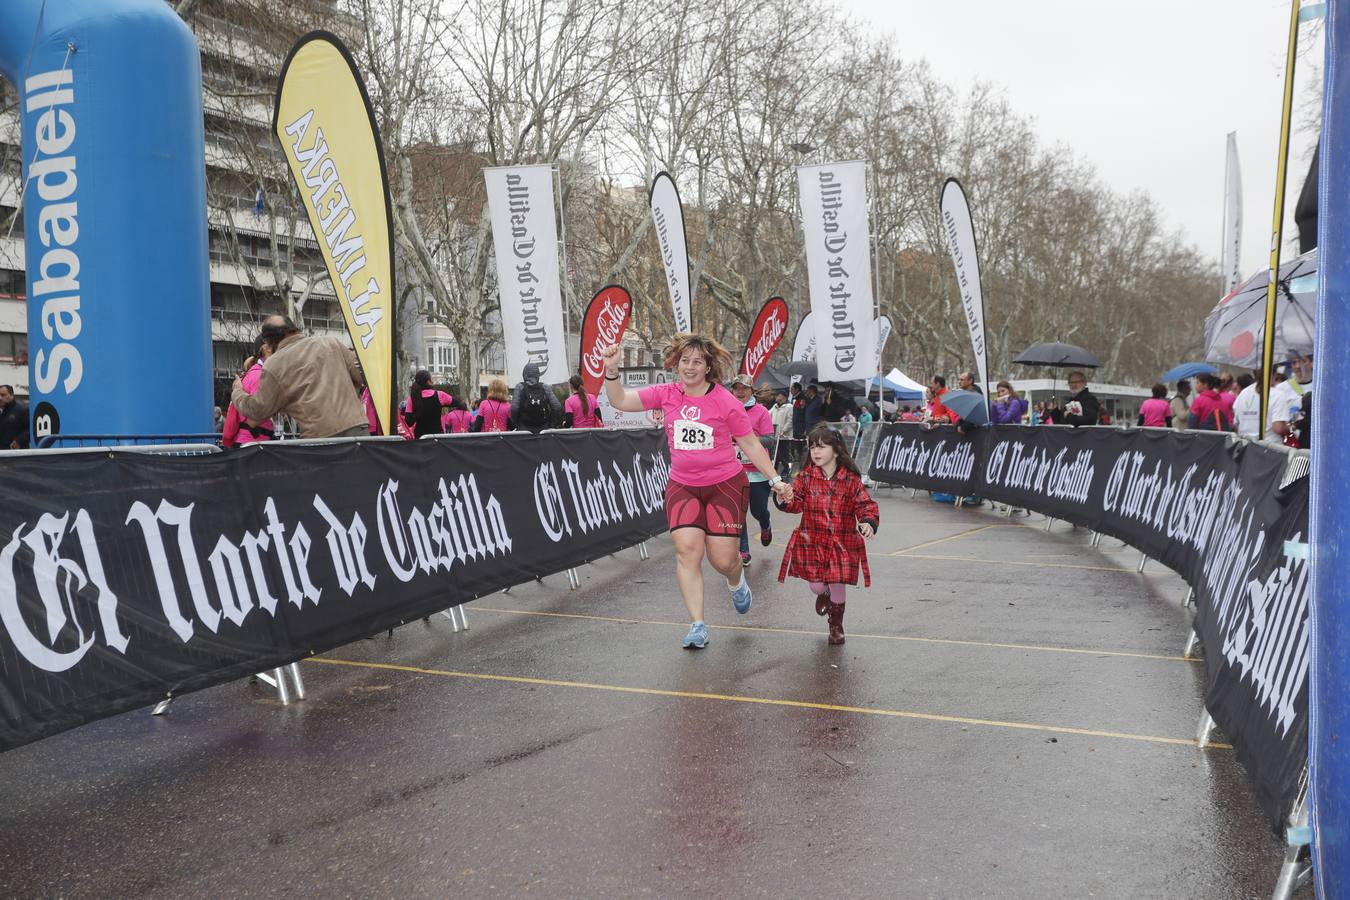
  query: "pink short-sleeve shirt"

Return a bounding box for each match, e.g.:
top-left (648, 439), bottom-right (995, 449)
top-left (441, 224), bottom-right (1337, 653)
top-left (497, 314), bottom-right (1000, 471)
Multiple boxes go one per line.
top-left (639, 382), bottom-right (751, 486)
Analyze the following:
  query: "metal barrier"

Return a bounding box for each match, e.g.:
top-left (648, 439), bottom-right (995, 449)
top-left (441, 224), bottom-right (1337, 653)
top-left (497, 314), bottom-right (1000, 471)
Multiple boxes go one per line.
top-left (37, 433), bottom-right (221, 450)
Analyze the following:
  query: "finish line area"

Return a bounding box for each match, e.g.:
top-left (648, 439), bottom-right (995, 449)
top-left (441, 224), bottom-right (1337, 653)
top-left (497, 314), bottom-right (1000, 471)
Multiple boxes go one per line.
top-left (0, 491), bottom-right (1284, 898)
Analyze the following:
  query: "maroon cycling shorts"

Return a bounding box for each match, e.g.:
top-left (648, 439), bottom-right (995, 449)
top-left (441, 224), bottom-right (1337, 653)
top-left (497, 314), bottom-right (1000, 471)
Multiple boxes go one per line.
top-left (665, 473), bottom-right (749, 537)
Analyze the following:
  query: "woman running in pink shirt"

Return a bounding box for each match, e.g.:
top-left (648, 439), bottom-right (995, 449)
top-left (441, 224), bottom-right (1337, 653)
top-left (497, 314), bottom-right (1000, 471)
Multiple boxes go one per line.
top-left (600, 335), bottom-right (790, 649)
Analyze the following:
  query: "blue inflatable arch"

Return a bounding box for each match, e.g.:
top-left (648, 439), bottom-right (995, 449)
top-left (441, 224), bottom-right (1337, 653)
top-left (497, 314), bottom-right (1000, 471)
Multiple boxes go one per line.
top-left (0, 0), bottom-right (211, 442)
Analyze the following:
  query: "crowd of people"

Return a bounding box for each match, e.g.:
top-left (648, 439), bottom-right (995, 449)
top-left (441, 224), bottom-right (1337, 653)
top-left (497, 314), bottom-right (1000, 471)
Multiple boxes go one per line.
top-left (878, 361), bottom-right (1313, 449)
top-left (213, 315), bottom-right (618, 448)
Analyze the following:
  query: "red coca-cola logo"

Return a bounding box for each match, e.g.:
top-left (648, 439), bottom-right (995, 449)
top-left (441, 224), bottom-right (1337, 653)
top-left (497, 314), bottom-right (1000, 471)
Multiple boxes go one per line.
top-left (580, 285), bottom-right (632, 394)
top-left (742, 298), bottom-right (789, 381)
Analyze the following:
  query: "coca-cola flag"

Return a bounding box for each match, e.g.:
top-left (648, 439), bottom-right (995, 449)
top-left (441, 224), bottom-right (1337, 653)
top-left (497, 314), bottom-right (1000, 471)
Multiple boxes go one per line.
top-left (579, 285), bottom-right (632, 395)
top-left (742, 297), bottom-right (789, 381)
top-left (649, 172), bottom-right (692, 332)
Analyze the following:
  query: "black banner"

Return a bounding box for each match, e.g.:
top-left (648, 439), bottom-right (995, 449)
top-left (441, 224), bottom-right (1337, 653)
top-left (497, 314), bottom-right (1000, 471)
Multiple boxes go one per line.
top-left (0, 430), bottom-right (670, 752)
top-left (870, 423), bottom-right (1309, 830)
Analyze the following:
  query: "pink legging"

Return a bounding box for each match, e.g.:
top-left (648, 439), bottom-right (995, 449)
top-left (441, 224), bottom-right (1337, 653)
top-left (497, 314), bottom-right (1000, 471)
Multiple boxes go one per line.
top-left (809, 582), bottom-right (847, 605)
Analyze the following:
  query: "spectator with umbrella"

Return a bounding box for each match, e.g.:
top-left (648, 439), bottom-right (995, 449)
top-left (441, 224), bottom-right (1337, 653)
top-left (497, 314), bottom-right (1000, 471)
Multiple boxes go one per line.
top-left (1058, 371), bottom-right (1100, 427)
top-left (1011, 341), bottom-right (1102, 420)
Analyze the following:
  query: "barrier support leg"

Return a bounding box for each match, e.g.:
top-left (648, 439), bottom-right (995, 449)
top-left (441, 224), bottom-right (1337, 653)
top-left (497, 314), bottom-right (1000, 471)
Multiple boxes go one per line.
top-left (1196, 708), bottom-right (1216, 749)
top-left (638, 541), bottom-right (650, 561)
top-left (1183, 627), bottom-right (1203, 659)
top-left (152, 696), bottom-right (173, 716)
top-left (566, 567), bottom-right (581, 590)
top-left (255, 666), bottom-right (303, 705)
top-left (1044, 517), bottom-right (1055, 532)
top-left (910, 487), bottom-right (919, 499)
top-left (288, 663), bottom-right (306, 700)
top-left (1137, 553), bottom-right (1149, 574)
top-left (1270, 771), bottom-right (1312, 900)
top-left (437, 605), bottom-right (470, 632)
top-left (1183, 586), bottom-right (1195, 607)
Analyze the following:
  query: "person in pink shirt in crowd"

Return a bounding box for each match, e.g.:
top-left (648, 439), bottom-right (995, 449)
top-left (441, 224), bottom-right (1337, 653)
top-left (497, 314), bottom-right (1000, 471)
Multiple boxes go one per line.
top-left (563, 374), bottom-right (603, 428)
top-left (401, 370), bottom-right (455, 438)
top-left (442, 397), bottom-right (472, 433)
top-left (729, 373), bottom-right (774, 567)
top-left (222, 345), bottom-right (274, 448)
top-left (474, 379), bottom-right (512, 432)
top-left (1187, 373), bottom-right (1235, 431)
top-left (600, 335), bottom-right (790, 650)
top-left (360, 386), bottom-right (381, 435)
top-left (1137, 383), bottom-right (1173, 428)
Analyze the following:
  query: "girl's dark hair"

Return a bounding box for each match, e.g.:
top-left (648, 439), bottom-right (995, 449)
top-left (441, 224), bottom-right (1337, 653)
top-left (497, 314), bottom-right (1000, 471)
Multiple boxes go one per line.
top-left (569, 373), bottom-right (590, 416)
top-left (409, 369), bottom-right (433, 404)
top-left (1151, 383), bottom-right (1168, 399)
top-left (451, 397), bottom-right (467, 412)
top-left (805, 425), bottom-right (861, 477)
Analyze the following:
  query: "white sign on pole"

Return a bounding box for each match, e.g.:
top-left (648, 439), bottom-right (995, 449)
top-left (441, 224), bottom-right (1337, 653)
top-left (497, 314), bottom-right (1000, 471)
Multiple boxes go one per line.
top-left (939, 178), bottom-right (989, 400)
top-left (797, 162), bottom-right (876, 381)
top-left (1221, 132), bottom-right (1244, 297)
top-left (792, 310), bottom-right (816, 361)
top-left (649, 172), bottom-right (692, 332)
top-left (875, 314), bottom-right (893, 375)
top-left (484, 164), bottom-right (567, 383)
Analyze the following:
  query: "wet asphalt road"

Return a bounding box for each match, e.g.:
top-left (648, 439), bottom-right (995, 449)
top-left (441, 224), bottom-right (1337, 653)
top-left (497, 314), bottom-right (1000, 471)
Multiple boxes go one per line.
top-left (0, 489), bottom-right (1301, 898)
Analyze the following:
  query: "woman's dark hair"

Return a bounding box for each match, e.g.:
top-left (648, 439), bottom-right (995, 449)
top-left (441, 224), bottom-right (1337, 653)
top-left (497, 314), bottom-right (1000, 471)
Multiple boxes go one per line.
top-left (805, 425), bottom-right (861, 477)
top-left (1196, 372), bottom-right (1218, 390)
top-left (569, 373), bottom-right (590, 416)
top-left (1152, 383), bottom-right (1168, 399)
top-left (409, 369), bottom-right (433, 404)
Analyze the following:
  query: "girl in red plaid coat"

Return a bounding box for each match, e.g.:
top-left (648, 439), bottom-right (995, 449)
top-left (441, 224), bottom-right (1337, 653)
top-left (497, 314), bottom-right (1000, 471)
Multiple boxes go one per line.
top-left (776, 426), bottom-right (880, 644)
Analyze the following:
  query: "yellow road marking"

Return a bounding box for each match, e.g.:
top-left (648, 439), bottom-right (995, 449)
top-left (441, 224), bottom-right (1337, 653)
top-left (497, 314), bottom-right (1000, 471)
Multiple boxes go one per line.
top-left (887, 524), bottom-right (1001, 556)
top-left (891, 553), bottom-right (1134, 573)
top-left (471, 606), bottom-right (1198, 663)
top-left (306, 656), bottom-right (1229, 750)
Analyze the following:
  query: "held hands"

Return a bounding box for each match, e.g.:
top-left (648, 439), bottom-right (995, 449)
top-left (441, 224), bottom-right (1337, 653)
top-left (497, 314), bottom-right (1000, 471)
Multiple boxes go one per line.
top-left (771, 480), bottom-right (793, 503)
top-left (856, 521), bottom-right (875, 539)
top-left (600, 343), bottom-right (621, 377)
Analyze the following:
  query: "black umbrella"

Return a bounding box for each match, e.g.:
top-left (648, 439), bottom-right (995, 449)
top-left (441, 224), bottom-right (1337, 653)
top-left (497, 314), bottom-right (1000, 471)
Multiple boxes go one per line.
top-left (1012, 342), bottom-right (1102, 369)
top-left (782, 360), bottom-right (818, 380)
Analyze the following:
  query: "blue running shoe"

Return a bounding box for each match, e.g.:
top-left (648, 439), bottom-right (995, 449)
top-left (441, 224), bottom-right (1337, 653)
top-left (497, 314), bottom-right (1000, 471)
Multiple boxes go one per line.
top-left (682, 621), bottom-right (709, 649)
top-left (731, 577), bottom-right (753, 614)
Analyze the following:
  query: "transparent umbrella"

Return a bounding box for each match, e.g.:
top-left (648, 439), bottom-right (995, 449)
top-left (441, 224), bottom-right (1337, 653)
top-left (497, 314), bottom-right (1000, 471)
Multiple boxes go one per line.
top-left (1203, 248), bottom-right (1316, 368)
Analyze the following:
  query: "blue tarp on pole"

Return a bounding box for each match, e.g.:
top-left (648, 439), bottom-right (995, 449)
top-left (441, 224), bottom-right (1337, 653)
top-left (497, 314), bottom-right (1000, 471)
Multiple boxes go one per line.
top-left (1312, 2), bottom-right (1348, 895)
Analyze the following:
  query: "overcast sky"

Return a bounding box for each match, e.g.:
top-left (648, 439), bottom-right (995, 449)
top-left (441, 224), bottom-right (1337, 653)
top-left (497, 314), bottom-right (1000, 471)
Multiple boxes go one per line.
top-left (838, 0), bottom-right (1323, 282)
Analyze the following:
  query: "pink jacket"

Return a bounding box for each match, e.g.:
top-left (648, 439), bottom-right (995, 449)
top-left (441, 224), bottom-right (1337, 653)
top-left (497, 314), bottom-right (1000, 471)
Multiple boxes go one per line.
top-left (222, 362), bottom-right (272, 447)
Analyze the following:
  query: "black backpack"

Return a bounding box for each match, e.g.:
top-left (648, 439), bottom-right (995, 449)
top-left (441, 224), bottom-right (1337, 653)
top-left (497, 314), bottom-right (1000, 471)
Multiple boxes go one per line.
top-left (517, 382), bottom-right (554, 431)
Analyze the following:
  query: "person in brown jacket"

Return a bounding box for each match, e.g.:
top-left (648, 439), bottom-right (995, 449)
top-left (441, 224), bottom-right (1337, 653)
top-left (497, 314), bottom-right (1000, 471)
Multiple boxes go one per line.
top-left (230, 315), bottom-right (368, 438)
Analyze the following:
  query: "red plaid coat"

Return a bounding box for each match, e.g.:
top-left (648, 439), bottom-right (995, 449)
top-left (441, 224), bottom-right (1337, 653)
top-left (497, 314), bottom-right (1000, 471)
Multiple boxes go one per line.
top-left (777, 464), bottom-right (880, 586)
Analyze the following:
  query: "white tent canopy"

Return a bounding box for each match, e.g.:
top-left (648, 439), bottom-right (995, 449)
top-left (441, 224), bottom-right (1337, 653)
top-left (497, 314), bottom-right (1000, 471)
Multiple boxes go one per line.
top-left (881, 367), bottom-right (926, 394)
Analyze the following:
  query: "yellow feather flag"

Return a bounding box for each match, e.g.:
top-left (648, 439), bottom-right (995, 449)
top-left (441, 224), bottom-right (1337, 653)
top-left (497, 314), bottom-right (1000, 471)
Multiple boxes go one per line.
top-left (273, 32), bottom-right (395, 435)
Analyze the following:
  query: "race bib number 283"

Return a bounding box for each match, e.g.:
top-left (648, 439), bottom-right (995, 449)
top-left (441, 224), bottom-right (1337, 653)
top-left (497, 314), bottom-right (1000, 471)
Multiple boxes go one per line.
top-left (673, 419), bottom-right (714, 451)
